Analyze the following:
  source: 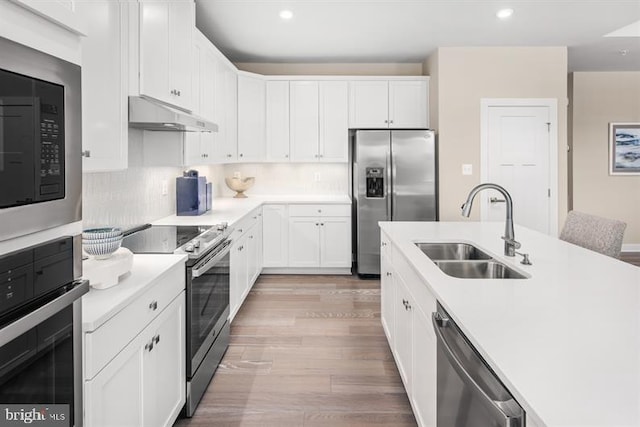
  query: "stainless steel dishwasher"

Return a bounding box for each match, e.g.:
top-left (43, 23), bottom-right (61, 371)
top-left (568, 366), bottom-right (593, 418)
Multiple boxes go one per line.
top-left (432, 303), bottom-right (524, 427)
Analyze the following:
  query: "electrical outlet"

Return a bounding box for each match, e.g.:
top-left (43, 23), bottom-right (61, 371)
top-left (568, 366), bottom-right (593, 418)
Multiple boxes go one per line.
top-left (161, 180), bottom-right (168, 196)
top-left (314, 172), bottom-right (321, 182)
top-left (462, 164), bottom-right (473, 176)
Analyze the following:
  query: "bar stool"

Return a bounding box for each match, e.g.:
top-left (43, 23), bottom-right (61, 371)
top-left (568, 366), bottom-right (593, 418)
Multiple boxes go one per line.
top-left (559, 211), bottom-right (627, 258)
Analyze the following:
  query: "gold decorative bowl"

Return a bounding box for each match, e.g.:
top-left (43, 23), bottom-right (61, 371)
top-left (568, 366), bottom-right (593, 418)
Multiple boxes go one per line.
top-left (225, 176), bottom-right (255, 198)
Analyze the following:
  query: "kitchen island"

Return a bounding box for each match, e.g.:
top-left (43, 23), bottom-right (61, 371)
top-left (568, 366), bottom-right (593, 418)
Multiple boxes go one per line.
top-left (380, 221), bottom-right (640, 427)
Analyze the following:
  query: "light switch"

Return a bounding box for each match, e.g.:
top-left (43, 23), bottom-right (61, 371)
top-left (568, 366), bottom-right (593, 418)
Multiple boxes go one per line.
top-left (462, 164), bottom-right (473, 176)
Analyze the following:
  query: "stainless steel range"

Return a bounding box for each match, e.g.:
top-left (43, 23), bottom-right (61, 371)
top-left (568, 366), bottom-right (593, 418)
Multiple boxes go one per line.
top-left (121, 223), bottom-right (233, 417)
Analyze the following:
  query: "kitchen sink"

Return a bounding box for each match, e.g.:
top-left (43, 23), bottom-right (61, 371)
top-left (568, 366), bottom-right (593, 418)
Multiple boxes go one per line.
top-left (415, 242), bottom-right (492, 260)
top-left (433, 260), bottom-right (527, 279)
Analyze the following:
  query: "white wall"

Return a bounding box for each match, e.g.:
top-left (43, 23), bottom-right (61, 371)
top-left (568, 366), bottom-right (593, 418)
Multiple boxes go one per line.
top-left (571, 72), bottom-right (640, 246)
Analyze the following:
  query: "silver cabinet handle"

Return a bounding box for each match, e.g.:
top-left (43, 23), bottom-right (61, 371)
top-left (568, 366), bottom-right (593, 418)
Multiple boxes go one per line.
top-left (432, 312), bottom-right (524, 425)
top-left (315, 223), bottom-right (319, 226)
top-left (285, 154), bottom-right (289, 158)
top-left (154, 334), bottom-right (160, 345)
top-left (149, 301), bottom-right (158, 311)
top-left (145, 341), bottom-right (154, 352)
top-left (381, 242), bottom-right (387, 247)
top-left (390, 120), bottom-right (394, 124)
top-left (320, 223), bottom-right (324, 226)
top-left (227, 154), bottom-right (232, 158)
top-left (384, 119), bottom-right (388, 123)
top-left (490, 197), bottom-right (506, 204)
top-left (386, 271), bottom-right (392, 277)
top-left (81, 150), bottom-right (91, 158)
top-left (239, 153), bottom-right (243, 157)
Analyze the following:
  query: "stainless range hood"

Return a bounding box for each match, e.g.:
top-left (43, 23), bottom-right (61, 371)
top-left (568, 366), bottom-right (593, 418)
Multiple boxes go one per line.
top-left (128, 96), bottom-right (218, 132)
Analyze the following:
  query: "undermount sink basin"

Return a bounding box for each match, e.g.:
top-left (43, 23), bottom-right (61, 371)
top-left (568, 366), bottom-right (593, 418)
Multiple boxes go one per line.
top-left (415, 242), bottom-right (492, 260)
top-left (415, 242), bottom-right (527, 279)
top-left (434, 260), bottom-right (527, 279)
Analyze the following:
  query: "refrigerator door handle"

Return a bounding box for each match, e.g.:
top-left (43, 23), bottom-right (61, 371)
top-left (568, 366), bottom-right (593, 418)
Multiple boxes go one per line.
top-left (386, 150), bottom-right (392, 220)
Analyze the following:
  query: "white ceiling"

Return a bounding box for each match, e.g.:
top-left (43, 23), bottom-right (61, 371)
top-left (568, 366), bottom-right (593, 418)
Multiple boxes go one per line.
top-left (195, 0), bottom-right (640, 72)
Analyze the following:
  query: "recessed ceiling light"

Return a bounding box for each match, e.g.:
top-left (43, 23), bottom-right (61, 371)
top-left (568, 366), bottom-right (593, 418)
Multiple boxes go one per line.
top-left (496, 8), bottom-right (514, 19)
top-left (279, 10), bottom-right (293, 20)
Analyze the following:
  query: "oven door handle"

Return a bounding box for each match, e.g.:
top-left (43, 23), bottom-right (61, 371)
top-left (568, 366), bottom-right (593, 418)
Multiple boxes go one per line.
top-left (0, 280), bottom-right (89, 347)
top-left (191, 240), bottom-right (232, 278)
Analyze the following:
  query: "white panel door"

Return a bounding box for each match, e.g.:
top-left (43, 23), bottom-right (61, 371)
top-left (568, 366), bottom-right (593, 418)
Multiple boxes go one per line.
top-left (288, 217), bottom-right (320, 267)
top-left (389, 80), bottom-right (428, 129)
top-left (319, 217), bottom-right (351, 268)
top-left (262, 205), bottom-right (288, 267)
top-left (290, 81), bottom-right (319, 162)
top-left (266, 81), bottom-right (290, 161)
top-left (237, 74), bottom-right (266, 161)
top-left (319, 81), bottom-right (349, 162)
top-left (485, 106), bottom-right (551, 234)
top-left (349, 80), bottom-right (389, 128)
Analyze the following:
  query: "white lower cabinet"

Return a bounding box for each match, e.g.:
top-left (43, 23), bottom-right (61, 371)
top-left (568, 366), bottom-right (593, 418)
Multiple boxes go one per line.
top-left (84, 293), bottom-right (185, 427)
top-left (262, 205), bottom-right (289, 267)
top-left (230, 208), bottom-right (263, 320)
top-left (287, 204), bottom-right (351, 269)
top-left (382, 238), bottom-right (436, 427)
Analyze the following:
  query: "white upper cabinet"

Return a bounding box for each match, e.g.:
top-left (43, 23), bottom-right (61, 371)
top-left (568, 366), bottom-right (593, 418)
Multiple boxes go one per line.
top-left (77, 0), bottom-right (130, 172)
top-left (349, 80), bottom-right (389, 128)
top-left (290, 81), bottom-right (320, 162)
top-left (212, 58), bottom-right (238, 163)
top-left (139, 0), bottom-right (193, 111)
top-left (319, 81), bottom-right (349, 162)
top-left (349, 79), bottom-right (428, 129)
top-left (237, 73), bottom-right (266, 161)
top-left (289, 80), bottom-right (349, 163)
top-left (388, 80), bottom-right (428, 129)
top-left (266, 81), bottom-right (291, 161)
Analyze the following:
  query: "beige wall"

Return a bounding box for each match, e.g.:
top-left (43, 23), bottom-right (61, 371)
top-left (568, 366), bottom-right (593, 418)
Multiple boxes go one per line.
top-left (428, 47), bottom-right (569, 229)
top-left (235, 62), bottom-right (423, 76)
top-left (571, 72), bottom-right (640, 245)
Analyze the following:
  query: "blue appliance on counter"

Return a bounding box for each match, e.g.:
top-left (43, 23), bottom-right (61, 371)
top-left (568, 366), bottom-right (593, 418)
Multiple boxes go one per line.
top-left (177, 170), bottom-right (207, 216)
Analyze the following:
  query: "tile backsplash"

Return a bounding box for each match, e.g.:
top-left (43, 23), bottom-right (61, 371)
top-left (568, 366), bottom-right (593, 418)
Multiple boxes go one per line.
top-left (83, 132), bottom-right (349, 228)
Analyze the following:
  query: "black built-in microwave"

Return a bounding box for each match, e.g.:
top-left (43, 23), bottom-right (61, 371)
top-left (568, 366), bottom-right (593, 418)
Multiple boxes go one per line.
top-left (0, 68), bottom-right (66, 208)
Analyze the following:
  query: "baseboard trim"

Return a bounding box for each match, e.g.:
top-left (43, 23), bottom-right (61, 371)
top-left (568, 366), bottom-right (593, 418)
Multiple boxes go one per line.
top-left (622, 243), bottom-right (640, 252)
top-left (261, 267), bottom-right (352, 275)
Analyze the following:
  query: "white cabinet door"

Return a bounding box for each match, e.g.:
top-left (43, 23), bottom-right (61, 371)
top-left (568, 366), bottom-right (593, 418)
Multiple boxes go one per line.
top-left (237, 73), bottom-right (266, 161)
top-left (144, 294), bottom-right (186, 427)
top-left (380, 258), bottom-right (395, 344)
top-left (266, 81), bottom-right (290, 161)
top-left (262, 205), bottom-right (289, 267)
top-left (290, 81), bottom-right (319, 162)
top-left (139, 0), bottom-right (193, 111)
top-left (167, 0), bottom-right (193, 111)
top-left (247, 223), bottom-right (260, 287)
top-left (225, 66), bottom-right (238, 161)
top-left (394, 274), bottom-right (412, 390)
top-left (212, 58), bottom-right (233, 162)
top-left (389, 80), bottom-right (428, 129)
top-left (288, 217), bottom-right (320, 267)
top-left (349, 80), bottom-right (389, 128)
top-left (84, 336), bottom-right (144, 427)
top-left (319, 217), bottom-right (351, 268)
top-left (139, 1), bottom-right (170, 105)
top-left (319, 81), bottom-right (348, 162)
top-left (412, 305), bottom-right (437, 427)
top-left (77, 0), bottom-right (128, 171)
top-left (230, 234), bottom-right (248, 319)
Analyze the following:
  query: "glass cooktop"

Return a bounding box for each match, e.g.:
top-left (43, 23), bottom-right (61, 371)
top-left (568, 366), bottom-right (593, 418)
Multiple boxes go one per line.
top-left (121, 225), bottom-right (210, 254)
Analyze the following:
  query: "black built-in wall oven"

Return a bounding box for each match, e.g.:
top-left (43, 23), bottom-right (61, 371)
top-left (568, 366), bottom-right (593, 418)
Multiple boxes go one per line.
top-left (0, 35), bottom-right (86, 426)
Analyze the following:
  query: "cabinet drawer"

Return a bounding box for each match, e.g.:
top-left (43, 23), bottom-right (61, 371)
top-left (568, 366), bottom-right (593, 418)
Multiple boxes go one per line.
top-left (289, 204), bottom-right (350, 217)
top-left (232, 207), bottom-right (261, 239)
top-left (84, 263), bottom-right (184, 379)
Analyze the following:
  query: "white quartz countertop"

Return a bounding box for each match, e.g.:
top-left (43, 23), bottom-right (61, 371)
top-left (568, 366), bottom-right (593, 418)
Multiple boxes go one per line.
top-left (81, 254), bottom-right (187, 332)
top-left (153, 195), bottom-right (351, 226)
top-left (380, 221), bottom-right (640, 427)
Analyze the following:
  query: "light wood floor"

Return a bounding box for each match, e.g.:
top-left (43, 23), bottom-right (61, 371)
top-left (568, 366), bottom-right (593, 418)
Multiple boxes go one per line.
top-left (175, 275), bottom-right (417, 427)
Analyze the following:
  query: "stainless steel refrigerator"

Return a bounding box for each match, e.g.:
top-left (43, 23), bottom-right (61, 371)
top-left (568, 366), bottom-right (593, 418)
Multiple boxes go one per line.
top-left (352, 130), bottom-right (437, 275)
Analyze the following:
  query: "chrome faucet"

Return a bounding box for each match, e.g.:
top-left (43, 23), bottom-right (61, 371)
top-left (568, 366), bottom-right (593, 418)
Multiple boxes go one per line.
top-left (461, 183), bottom-right (521, 256)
